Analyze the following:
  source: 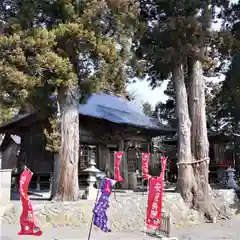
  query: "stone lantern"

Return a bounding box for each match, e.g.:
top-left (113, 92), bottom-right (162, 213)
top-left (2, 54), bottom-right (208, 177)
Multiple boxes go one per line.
top-left (226, 167), bottom-right (238, 189)
top-left (82, 147), bottom-right (101, 200)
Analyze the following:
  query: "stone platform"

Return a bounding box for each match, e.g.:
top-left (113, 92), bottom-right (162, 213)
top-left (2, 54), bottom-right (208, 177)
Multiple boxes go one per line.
top-left (1, 190), bottom-right (239, 232)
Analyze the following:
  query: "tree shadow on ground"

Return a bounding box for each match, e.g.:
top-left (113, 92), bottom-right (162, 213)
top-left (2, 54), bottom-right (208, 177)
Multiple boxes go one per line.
top-left (10, 190), bottom-right (51, 201)
top-left (140, 230), bottom-right (168, 239)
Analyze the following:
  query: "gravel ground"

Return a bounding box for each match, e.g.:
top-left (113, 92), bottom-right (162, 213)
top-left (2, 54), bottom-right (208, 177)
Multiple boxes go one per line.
top-left (173, 215), bottom-right (240, 240)
top-left (1, 215), bottom-right (240, 240)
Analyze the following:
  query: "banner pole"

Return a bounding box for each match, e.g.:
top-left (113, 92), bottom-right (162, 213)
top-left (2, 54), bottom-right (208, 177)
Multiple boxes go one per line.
top-left (144, 176), bottom-right (150, 239)
top-left (113, 152), bottom-right (116, 199)
top-left (143, 151), bottom-right (151, 239)
top-left (141, 153), bottom-right (144, 196)
top-left (87, 179), bottom-right (102, 240)
top-left (124, 151), bottom-right (127, 191)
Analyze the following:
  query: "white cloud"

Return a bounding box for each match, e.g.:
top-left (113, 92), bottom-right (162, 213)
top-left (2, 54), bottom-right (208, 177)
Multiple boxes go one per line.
top-left (127, 80), bottom-right (168, 106)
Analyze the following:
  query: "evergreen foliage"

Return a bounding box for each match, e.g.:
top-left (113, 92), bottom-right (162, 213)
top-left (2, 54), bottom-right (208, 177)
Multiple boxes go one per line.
top-left (142, 101), bottom-right (153, 116)
top-left (135, 0), bottom-right (230, 85)
top-left (0, 0), bottom-right (140, 151)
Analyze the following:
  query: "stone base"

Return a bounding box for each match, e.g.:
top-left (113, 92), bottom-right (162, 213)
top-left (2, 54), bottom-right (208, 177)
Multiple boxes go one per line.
top-left (128, 173), bottom-right (137, 190)
top-left (85, 187), bottom-right (98, 201)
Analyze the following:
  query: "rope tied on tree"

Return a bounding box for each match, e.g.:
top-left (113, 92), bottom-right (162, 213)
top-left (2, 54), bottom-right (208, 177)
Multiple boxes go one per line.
top-left (176, 158), bottom-right (210, 168)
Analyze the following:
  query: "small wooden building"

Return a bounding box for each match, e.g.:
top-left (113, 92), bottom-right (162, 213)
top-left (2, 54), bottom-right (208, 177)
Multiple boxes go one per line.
top-left (163, 132), bottom-right (237, 184)
top-left (0, 134), bottom-right (20, 169)
top-left (0, 92), bottom-right (173, 189)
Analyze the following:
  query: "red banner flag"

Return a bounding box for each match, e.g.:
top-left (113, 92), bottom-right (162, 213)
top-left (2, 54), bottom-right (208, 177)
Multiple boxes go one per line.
top-left (18, 169), bottom-right (42, 236)
top-left (142, 153), bottom-right (150, 180)
top-left (114, 152), bottom-right (124, 182)
top-left (161, 156), bottom-right (167, 178)
top-left (145, 177), bottom-right (163, 228)
top-left (145, 156), bottom-right (168, 229)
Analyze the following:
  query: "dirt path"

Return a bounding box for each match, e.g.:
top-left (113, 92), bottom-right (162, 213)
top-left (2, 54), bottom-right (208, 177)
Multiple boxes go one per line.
top-left (173, 215), bottom-right (240, 240)
top-left (1, 215), bottom-right (240, 240)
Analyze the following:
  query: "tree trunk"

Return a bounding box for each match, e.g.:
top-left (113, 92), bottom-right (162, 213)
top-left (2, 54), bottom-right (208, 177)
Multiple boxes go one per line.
top-left (50, 153), bottom-right (60, 199)
top-left (173, 63), bottom-right (193, 206)
top-left (55, 86), bottom-right (80, 201)
top-left (188, 59), bottom-right (216, 219)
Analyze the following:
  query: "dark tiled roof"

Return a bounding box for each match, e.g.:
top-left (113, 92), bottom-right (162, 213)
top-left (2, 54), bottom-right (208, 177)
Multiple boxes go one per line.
top-left (0, 113), bottom-right (31, 129)
top-left (79, 93), bottom-right (171, 131)
top-left (0, 93), bottom-right (173, 133)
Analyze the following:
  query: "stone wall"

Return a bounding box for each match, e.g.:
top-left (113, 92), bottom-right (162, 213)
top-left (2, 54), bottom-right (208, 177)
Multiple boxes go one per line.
top-left (0, 169), bottom-right (12, 204)
top-left (1, 190), bottom-right (239, 232)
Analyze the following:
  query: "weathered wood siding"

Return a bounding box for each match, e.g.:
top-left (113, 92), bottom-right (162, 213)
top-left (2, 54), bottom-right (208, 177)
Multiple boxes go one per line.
top-left (16, 116), bottom-right (153, 176)
top-left (19, 121), bottom-right (53, 173)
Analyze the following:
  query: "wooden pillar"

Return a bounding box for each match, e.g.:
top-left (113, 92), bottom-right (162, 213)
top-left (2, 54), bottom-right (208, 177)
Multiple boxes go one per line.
top-left (119, 139), bottom-right (128, 189)
top-left (0, 152), bottom-right (2, 169)
top-left (49, 173), bottom-right (53, 192)
top-left (0, 134), bottom-right (4, 169)
top-left (97, 144), bottom-right (106, 171)
top-left (213, 143), bottom-right (219, 164)
top-left (36, 175), bottom-right (40, 191)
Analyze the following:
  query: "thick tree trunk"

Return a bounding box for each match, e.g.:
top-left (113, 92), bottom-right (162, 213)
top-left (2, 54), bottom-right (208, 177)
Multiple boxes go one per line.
top-left (55, 86), bottom-right (80, 201)
top-left (188, 59), bottom-right (216, 219)
top-left (50, 153), bottom-right (60, 199)
top-left (173, 63), bottom-right (193, 206)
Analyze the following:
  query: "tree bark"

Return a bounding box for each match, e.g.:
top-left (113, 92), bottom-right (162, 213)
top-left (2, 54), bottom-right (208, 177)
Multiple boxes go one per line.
top-left (188, 59), bottom-right (216, 219)
top-left (173, 63), bottom-right (193, 206)
top-left (55, 86), bottom-right (80, 201)
top-left (50, 153), bottom-right (60, 199)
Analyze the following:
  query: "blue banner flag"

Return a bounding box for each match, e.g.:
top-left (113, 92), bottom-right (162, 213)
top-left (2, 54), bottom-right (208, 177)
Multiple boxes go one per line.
top-left (93, 177), bottom-right (114, 232)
